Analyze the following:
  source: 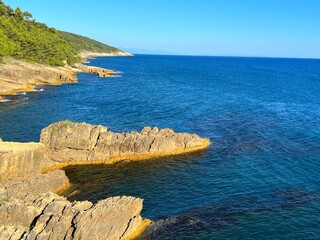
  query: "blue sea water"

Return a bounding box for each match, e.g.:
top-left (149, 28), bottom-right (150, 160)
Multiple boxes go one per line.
top-left (1, 55), bottom-right (320, 239)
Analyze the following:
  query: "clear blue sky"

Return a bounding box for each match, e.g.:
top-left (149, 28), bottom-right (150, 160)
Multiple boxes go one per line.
top-left (4, 0), bottom-right (320, 58)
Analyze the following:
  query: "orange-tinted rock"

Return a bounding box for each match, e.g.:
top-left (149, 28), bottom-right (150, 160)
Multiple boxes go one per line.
top-left (40, 121), bottom-right (210, 167)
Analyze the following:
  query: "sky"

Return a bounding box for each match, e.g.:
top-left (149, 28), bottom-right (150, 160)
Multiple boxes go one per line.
top-left (4, 0), bottom-right (320, 58)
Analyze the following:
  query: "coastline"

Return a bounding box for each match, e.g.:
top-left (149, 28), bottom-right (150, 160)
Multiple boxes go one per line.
top-left (0, 52), bottom-right (211, 239)
top-left (0, 51), bottom-right (128, 102)
top-left (79, 50), bottom-right (133, 61)
top-left (0, 121), bottom-right (210, 239)
top-left (41, 139), bottom-right (211, 173)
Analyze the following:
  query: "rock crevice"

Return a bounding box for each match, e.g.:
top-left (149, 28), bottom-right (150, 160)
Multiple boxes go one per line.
top-left (40, 121), bottom-right (210, 169)
top-left (0, 121), bottom-right (210, 239)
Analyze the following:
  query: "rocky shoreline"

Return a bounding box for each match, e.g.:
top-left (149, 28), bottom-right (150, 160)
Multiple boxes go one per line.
top-left (0, 52), bottom-right (125, 102)
top-left (79, 50), bottom-right (133, 61)
top-left (0, 121), bottom-right (210, 239)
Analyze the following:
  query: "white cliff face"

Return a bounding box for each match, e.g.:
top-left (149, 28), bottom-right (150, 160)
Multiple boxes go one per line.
top-left (78, 50), bottom-right (133, 60)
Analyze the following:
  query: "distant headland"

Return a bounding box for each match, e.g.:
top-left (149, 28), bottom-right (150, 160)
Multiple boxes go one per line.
top-left (0, 1), bottom-right (211, 239)
top-left (0, 1), bottom-right (132, 102)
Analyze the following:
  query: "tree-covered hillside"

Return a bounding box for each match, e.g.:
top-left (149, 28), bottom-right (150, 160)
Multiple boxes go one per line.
top-left (0, 1), bottom-right (123, 66)
top-left (59, 31), bottom-right (121, 54)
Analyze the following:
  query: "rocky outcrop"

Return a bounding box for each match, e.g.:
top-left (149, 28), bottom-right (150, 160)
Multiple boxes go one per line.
top-left (79, 50), bottom-right (133, 61)
top-left (0, 58), bottom-right (77, 97)
top-left (0, 142), bottom-right (53, 182)
top-left (74, 63), bottom-right (117, 77)
top-left (0, 143), bottom-right (149, 239)
top-left (0, 58), bottom-right (116, 100)
top-left (0, 189), bottom-right (148, 240)
top-left (0, 120), bottom-right (209, 181)
top-left (1, 170), bottom-right (69, 202)
top-left (72, 196), bottom-right (145, 240)
top-left (40, 121), bottom-right (210, 169)
top-left (0, 121), bottom-right (209, 239)
top-left (0, 170), bottom-right (69, 227)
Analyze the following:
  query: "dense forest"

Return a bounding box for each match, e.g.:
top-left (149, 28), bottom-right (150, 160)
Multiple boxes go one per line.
top-left (0, 1), bottom-right (122, 66)
top-left (58, 31), bottom-right (121, 54)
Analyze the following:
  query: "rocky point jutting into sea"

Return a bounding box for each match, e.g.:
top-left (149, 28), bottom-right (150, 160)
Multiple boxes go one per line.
top-left (0, 121), bottom-right (210, 239)
top-left (0, 51), bottom-right (132, 102)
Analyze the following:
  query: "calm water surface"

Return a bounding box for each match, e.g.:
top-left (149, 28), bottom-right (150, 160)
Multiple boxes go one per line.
top-left (1, 55), bottom-right (320, 239)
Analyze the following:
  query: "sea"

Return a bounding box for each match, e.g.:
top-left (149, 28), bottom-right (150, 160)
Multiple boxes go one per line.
top-left (0, 55), bottom-right (320, 239)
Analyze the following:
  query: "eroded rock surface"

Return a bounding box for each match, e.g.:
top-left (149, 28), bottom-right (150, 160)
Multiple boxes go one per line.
top-left (1, 170), bottom-right (69, 203)
top-left (0, 58), bottom-right (77, 97)
top-left (0, 142), bottom-right (53, 181)
top-left (0, 190), bottom-right (145, 240)
top-left (0, 58), bottom-right (116, 100)
top-left (0, 165), bottom-right (147, 239)
top-left (40, 121), bottom-right (210, 167)
top-left (74, 63), bottom-right (117, 77)
top-left (0, 170), bottom-right (69, 233)
top-left (0, 121), bottom-right (209, 239)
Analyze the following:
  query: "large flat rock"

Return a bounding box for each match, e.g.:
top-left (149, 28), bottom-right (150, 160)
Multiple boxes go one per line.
top-left (0, 121), bottom-right (209, 239)
top-left (40, 121), bottom-right (210, 168)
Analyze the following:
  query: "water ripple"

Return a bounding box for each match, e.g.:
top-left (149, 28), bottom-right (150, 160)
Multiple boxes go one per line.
top-left (1, 56), bottom-right (320, 239)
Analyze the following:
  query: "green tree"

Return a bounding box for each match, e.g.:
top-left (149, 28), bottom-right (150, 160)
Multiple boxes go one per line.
top-left (6, 6), bottom-right (14, 17)
top-left (0, 1), bottom-right (121, 66)
top-left (0, 4), bottom-right (6, 16)
top-left (14, 7), bottom-right (23, 21)
top-left (23, 11), bottom-right (32, 20)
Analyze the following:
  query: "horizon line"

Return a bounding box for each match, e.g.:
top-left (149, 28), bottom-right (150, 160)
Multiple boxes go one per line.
top-left (129, 53), bottom-right (320, 61)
